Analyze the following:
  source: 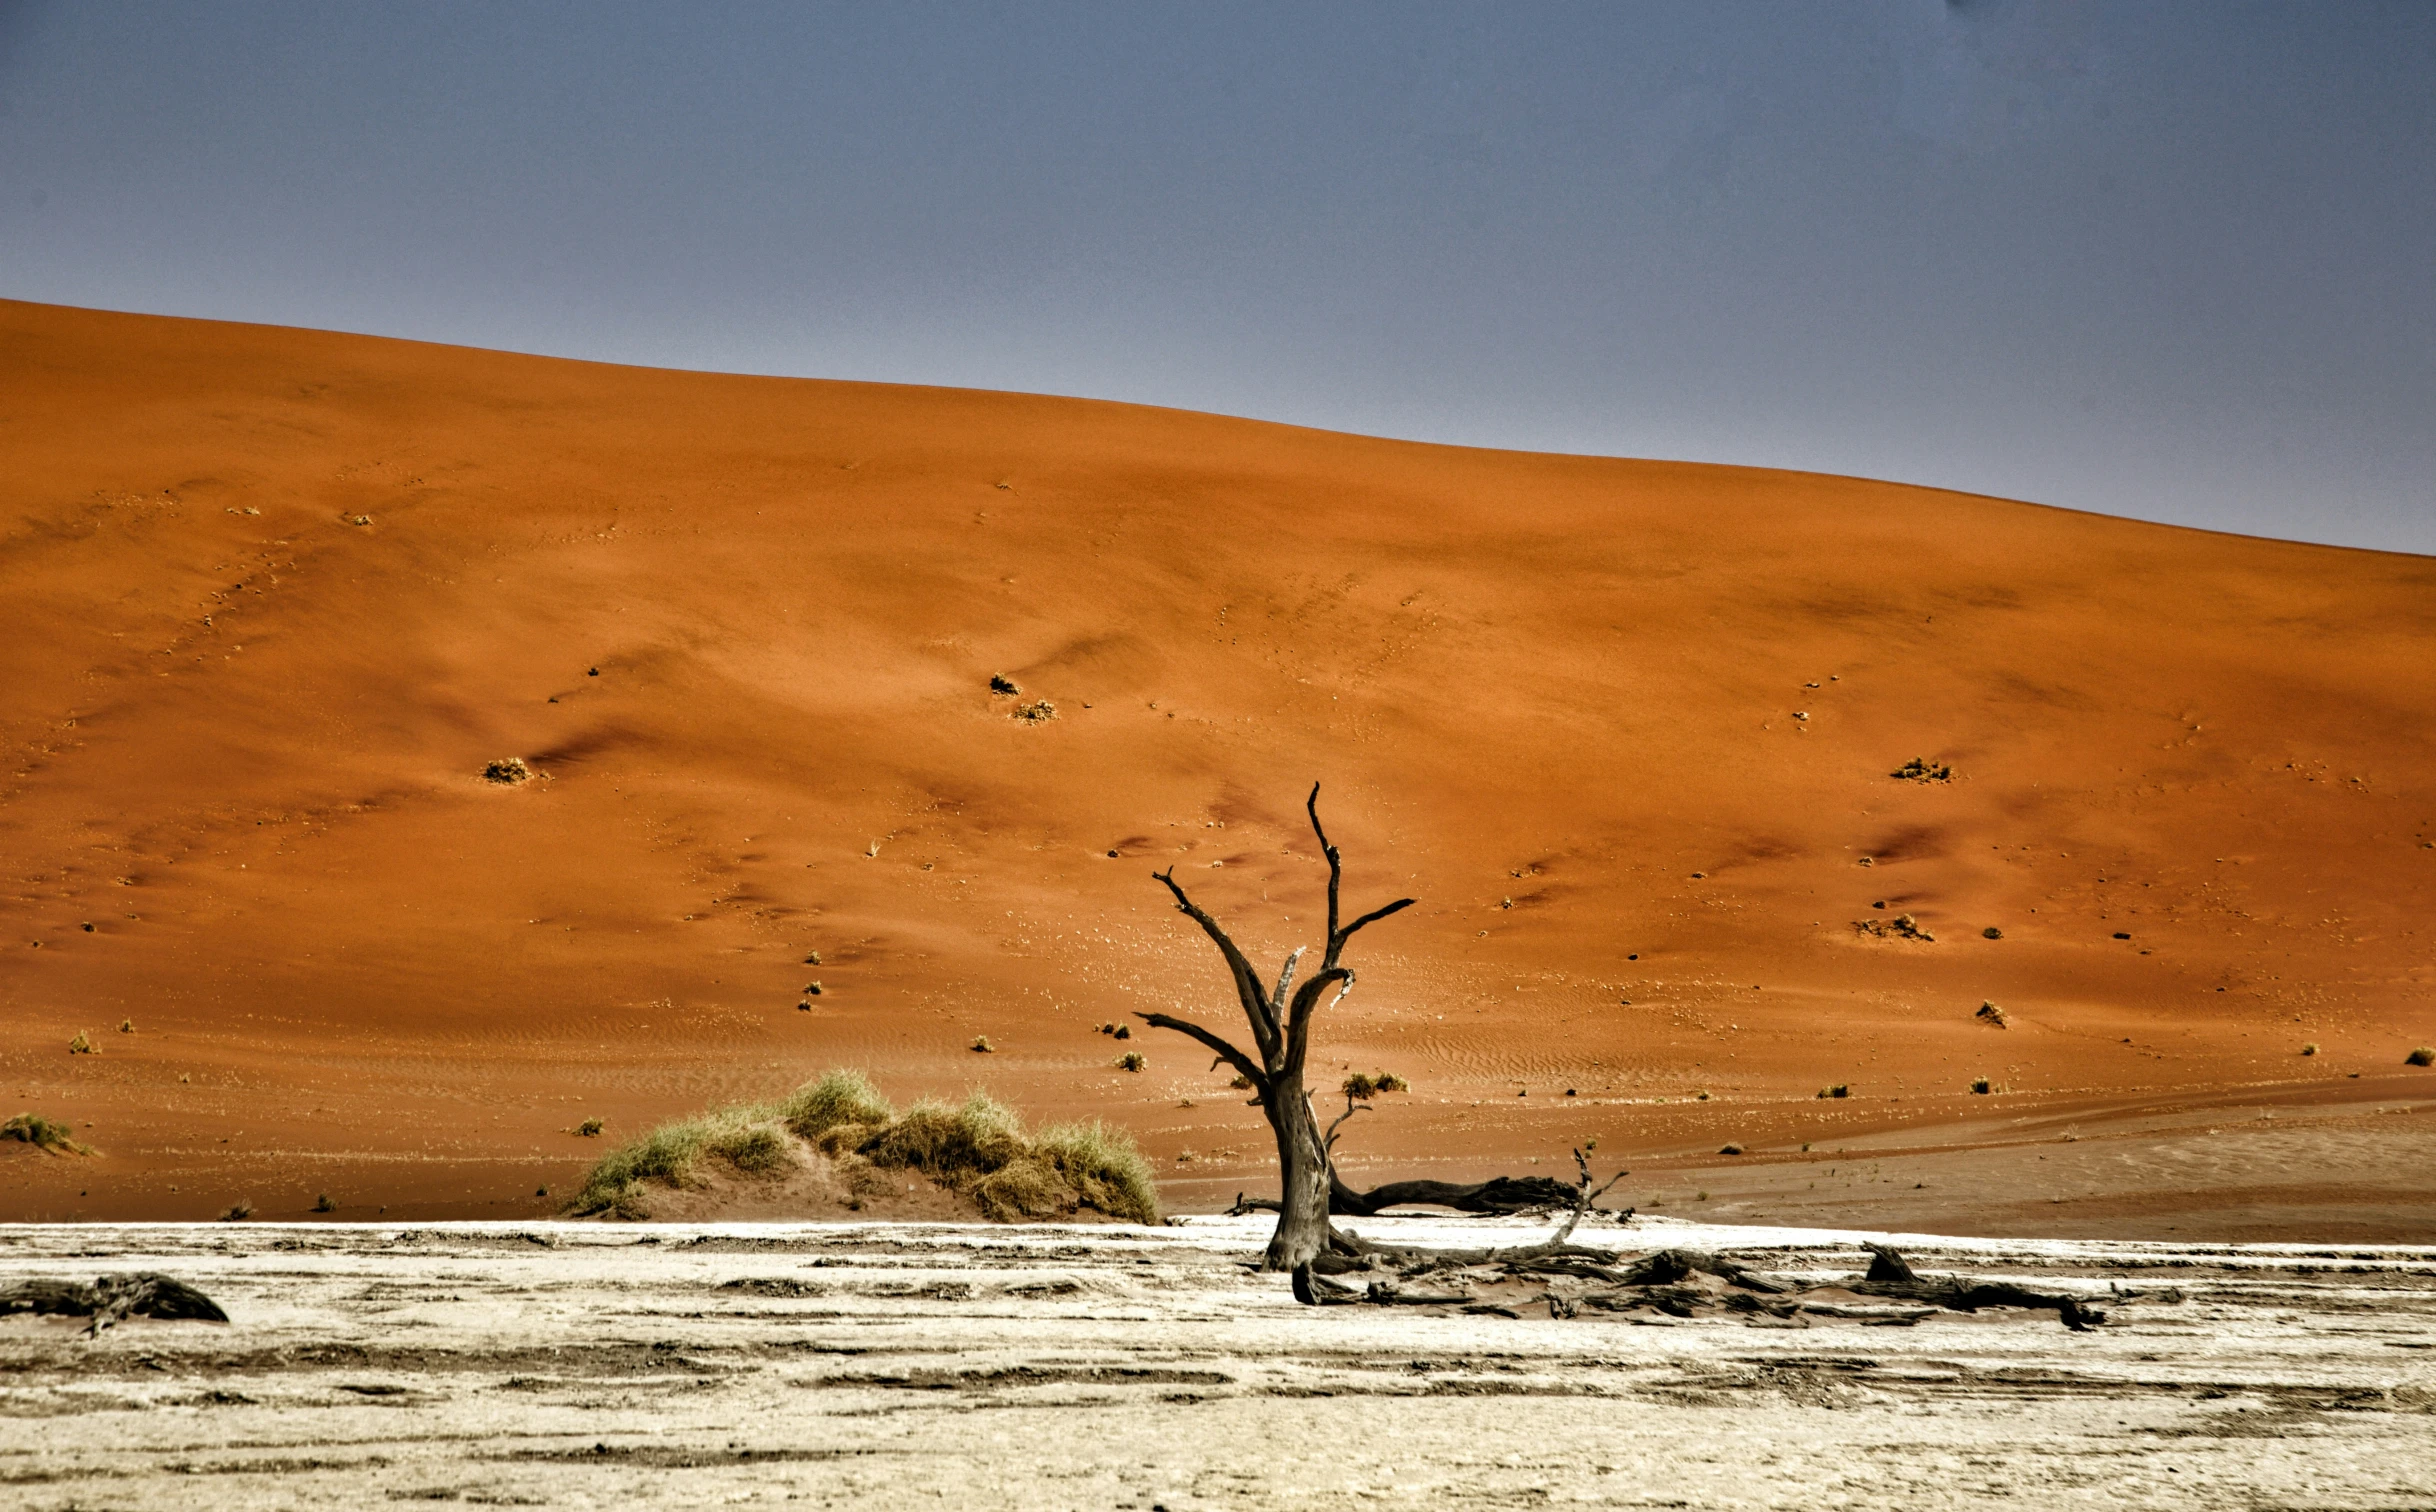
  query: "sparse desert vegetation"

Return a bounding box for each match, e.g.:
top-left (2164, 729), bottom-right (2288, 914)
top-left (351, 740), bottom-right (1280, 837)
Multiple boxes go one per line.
top-left (2408, 1046), bottom-right (2434, 1067)
top-left (1, 1113), bottom-right (91, 1155)
top-left (570, 1070), bottom-right (1158, 1224)
top-left (1855, 913), bottom-right (1934, 942)
top-left (481, 756), bottom-right (532, 785)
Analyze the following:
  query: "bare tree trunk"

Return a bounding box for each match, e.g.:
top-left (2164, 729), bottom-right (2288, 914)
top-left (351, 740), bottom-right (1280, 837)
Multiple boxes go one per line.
top-left (1136, 784), bottom-right (1414, 1298)
top-left (1266, 1086), bottom-right (1332, 1273)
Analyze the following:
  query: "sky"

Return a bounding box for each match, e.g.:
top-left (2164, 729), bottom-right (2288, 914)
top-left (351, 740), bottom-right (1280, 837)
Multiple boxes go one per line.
top-left (2, 2), bottom-right (2431, 555)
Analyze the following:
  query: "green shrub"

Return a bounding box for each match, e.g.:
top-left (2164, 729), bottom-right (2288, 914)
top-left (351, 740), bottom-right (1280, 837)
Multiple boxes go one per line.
top-left (573, 1074), bottom-right (1160, 1224)
top-left (709, 1123), bottom-right (792, 1175)
top-left (1, 1112), bottom-right (91, 1155)
top-left (1033, 1119), bottom-right (1161, 1224)
top-left (864, 1094), bottom-right (1024, 1181)
top-left (779, 1069), bottom-right (894, 1139)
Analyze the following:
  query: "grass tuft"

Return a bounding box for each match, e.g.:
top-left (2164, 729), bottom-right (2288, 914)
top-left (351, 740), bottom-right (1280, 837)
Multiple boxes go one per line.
top-left (778, 1069), bottom-right (894, 1140)
top-left (1, 1112), bottom-right (92, 1155)
top-left (2408, 1046), bottom-right (2435, 1068)
top-left (574, 1074), bottom-right (1159, 1224)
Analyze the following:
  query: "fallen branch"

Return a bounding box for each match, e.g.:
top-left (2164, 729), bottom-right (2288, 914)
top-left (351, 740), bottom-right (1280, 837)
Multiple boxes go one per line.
top-left (2, 1273), bottom-right (230, 1336)
top-left (1850, 1244), bottom-right (2106, 1331)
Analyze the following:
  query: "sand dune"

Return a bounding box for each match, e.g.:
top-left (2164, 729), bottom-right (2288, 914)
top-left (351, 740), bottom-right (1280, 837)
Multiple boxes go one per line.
top-left (2, 298), bottom-right (2431, 1230)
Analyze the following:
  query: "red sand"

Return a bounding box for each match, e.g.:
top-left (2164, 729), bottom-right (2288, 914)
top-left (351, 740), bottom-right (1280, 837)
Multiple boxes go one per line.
top-left (3, 299), bottom-right (2432, 1233)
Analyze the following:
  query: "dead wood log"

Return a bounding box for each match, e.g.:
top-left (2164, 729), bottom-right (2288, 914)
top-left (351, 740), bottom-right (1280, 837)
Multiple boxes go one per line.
top-left (2, 1273), bottom-right (230, 1336)
top-left (1850, 1244), bottom-right (2105, 1331)
top-left (1328, 1173), bottom-right (1581, 1216)
top-left (1230, 1173), bottom-right (1586, 1219)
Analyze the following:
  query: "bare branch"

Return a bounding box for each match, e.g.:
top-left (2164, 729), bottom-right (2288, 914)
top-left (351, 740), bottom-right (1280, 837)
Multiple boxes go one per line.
top-left (1334, 896), bottom-right (1416, 956)
top-left (1152, 868), bottom-right (1280, 1062)
top-left (1323, 1083), bottom-right (1375, 1151)
top-left (1136, 1011), bottom-right (1268, 1093)
top-left (1305, 782), bottom-right (1346, 952)
top-left (1269, 945), bottom-right (1306, 1018)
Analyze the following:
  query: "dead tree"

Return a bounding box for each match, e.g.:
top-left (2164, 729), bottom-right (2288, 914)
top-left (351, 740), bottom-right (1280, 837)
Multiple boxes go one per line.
top-left (1138, 784), bottom-right (1412, 1294)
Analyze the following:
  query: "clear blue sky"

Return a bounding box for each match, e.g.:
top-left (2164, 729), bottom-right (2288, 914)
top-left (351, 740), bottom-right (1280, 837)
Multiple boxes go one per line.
top-left (3, 2), bottom-right (2430, 553)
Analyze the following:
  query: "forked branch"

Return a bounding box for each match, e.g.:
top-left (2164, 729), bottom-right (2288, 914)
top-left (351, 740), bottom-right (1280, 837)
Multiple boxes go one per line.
top-left (1306, 784), bottom-right (1414, 970)
top-left (1153, 867), bottom-right (1280, 1062)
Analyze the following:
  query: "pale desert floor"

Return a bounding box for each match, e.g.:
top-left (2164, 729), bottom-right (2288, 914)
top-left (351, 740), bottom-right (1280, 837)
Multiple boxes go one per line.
top-left (3, 1215), bottom-right (2432, 1510)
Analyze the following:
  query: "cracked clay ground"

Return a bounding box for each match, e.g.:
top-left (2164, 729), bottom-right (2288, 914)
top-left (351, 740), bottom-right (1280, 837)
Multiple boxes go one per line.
top-left (2, 1215), bottom-right (2432, 1510)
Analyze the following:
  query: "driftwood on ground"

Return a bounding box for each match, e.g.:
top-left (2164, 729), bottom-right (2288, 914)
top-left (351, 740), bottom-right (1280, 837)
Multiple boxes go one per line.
top-left (1, 1273), bottom-right (230, 1336)
top-left (1228, 1172), bottom-right (1586, 1218)
top-left (1849, 1243), bottom-right (2106, 1331)
top-left (1261, 1152), bottom-right (2106, 1331)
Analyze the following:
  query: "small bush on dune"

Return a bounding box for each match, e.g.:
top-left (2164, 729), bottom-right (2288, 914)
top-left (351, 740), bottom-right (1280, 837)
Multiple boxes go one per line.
top-left (1033, 1120), bottom-right (1161, 1224)
top-left (2409, 1046), bottom-right (2435, 1068)
top-left (864, 1094), bottom-right (1025, 1181)
top-left (969, 1154), bottom-right (1072, 1220)
top-left (573, 1073), bottom-right (1161, 1223)
top-left (779, 1069), bottom-right (895, 1140)
top-left (708, 1123), bottom-right (792, 1175)
top-left (2, 1112), bottom-right (91, 1155)
top-left (571, 1102), bottom-right (794, 1216)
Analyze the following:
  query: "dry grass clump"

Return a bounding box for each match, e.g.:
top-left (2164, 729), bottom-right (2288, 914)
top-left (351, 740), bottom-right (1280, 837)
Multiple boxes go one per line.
top-left (571, 1102), bottom-right (799, 1218)
top-left (66, 1031), bottom-right (94, 1056)
top-left (779, 1069), bottom-right (894, 1140)
top-left (576, 1071), bottom-right (1159, 1224)
top-left (2301, 1043), bottom-right (2318, 1057)
top-left (1891, 756), bottom-right (1953, 782)
top-left (2, 1112), bottom-right (92, 1155)
top-left (1816, 1084), bottom-right (1850, 1099)
top-left (1116, 1051), bottom-right (1146, 1072)
top-left (2408, 1046), bottom-right (2435, 1068)
top-left (482, 757), bottom-right (532, 785)
top-left (220, 1201), bottom-right (253, 1222)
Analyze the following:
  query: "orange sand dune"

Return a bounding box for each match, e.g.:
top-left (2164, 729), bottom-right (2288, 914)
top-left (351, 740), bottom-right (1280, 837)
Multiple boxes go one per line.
top-left (3, 299), bottom-right (2432, 1233)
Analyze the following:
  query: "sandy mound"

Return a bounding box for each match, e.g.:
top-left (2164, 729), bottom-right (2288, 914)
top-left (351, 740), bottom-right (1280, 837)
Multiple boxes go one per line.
top-left (1, 298), bottom-right (2430, 1233)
